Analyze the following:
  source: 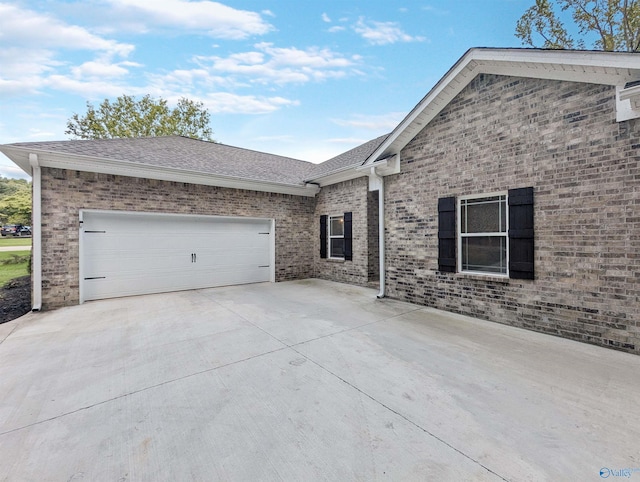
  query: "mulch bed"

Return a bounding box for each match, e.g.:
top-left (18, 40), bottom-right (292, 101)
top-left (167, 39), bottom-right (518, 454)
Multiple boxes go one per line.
top-left (0, 276), bottom-right (31, 324)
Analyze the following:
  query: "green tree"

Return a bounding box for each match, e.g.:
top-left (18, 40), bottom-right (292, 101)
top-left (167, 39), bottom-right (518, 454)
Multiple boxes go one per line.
top-left (0, 190), bottom-right (31, 225)
top-left (66, 95), bottom-right (215, 141)
top-left (0, 177), bottom-right (30, 198)
top-left (516, 0), bottom-right (640, 51)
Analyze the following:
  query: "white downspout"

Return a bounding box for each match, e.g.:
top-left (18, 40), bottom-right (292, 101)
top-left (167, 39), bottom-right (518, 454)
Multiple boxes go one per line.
top-left (29, 154), bottom-right (42, 311)
top-left (370, 167), bottom-right (385, 299)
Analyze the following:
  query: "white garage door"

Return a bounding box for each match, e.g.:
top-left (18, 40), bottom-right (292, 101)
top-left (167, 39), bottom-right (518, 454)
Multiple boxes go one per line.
top-left (80, 211), bottom-right (273, 302)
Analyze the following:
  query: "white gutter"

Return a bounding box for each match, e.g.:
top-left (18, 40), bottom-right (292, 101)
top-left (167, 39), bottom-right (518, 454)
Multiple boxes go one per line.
top-left (29, 153), bottom-right (42, 311)
top-left (370, 166), bottom-right (385, 299)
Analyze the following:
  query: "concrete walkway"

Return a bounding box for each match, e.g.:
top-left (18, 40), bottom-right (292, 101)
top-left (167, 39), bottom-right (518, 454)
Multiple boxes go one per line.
top-left (0, 279), bottom-right (638, 481)
top-left (0, 245), bottom-right (31, 252)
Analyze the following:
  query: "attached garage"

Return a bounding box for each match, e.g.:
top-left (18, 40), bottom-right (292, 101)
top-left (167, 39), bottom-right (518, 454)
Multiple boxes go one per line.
top-left (80, 210), bottom-right (274, 302)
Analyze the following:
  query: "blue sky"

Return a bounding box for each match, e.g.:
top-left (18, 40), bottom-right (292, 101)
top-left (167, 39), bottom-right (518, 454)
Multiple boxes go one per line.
top-left (0, 0), bottom-right (538, 179)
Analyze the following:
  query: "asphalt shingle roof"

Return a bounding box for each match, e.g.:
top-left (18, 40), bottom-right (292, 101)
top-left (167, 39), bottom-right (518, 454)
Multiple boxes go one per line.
top-left (8, 136), bottom-right (317, 185)
top-left (307, 134), bottom-right (389, 180)
top-left (5, 134), bottom-right (389, 186)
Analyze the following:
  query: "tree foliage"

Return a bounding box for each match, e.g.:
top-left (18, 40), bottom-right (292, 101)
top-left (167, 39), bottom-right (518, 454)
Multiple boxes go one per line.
top-left (516, 0), bottom-right (640, 51)
top-left (66, 95), bottom-right (215, 141)
top-left (0, 178), bottom-right (31, 225)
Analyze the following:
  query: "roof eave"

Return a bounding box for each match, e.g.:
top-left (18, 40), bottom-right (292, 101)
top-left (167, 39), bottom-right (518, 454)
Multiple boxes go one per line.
top-left (0, 145), bottom-right (320, 197)
top-left (305, 163), bottom-right (369, 187)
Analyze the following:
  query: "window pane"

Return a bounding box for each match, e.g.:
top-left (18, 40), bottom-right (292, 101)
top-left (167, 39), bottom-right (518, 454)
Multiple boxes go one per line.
top-left (330, 238), bottom-right (344, 258)
top-left (330, 216), bottom-right (344, 236)
top-left (461, 236), bottom-right (507, 274)
top-left (462, 196), bottom-right (506, 233)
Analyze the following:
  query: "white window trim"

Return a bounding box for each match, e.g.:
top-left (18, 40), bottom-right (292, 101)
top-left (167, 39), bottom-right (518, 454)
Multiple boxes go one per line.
top-left (328, 214), bottom-right (345, 260)
top-left (457, 192), bottom-right (509, 277)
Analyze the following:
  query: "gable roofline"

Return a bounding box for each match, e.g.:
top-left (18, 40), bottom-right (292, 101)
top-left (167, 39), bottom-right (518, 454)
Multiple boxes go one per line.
top-left (305, 134), bottom-right (390, 186)
top-left (364, 47), bottom-right (640, 166)
top-left (0, 144), bottom-right (320, 197)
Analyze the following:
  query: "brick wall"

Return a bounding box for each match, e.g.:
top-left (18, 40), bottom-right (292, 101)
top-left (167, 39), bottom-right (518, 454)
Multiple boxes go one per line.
top-left (313, 177), bottom-right (370, 286)
top-left (40, 168), bottom-right (315, 309)
top-left (384, 74), bottom-right (640, 354)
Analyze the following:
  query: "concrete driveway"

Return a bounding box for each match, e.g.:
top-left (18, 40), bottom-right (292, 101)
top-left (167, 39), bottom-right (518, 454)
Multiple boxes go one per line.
top-left (1, 279), bottom-right (638, 481)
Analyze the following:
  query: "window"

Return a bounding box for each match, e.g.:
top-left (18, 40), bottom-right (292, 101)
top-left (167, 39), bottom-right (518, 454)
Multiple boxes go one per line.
top-left (459, 194), bottom-right (507, 275)
top-left (329, 215), bottom-right (345, 258)
top-left (438, 188), bottom-right (534, 279)
top-left (320, 212), bottom-right (352, 261)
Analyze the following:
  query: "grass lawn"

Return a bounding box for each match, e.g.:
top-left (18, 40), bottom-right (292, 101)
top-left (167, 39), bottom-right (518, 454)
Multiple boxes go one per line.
top-left (0, 251), bottom-right (30, 287)
top-left (0, 237), bottom-right (32, 247)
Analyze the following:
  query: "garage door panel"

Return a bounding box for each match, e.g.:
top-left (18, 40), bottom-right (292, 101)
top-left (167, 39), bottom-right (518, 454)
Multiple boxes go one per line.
top-left (81, 212), bottom-right (273, 302)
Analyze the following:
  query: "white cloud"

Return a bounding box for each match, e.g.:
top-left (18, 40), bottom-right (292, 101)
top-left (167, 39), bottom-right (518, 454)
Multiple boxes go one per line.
top-left (45, 75), bottom-right (137, 99)
top-left (0, 3), bottom-right (135, 97)
top-left (332, 112), bottom-right (406, 131)
top-left (0, 4), bottom-right (134, 56)
top-left (353, 17), bottom-right (426, 45)
top-left (422, 5), bottom-right (449, 15)
top-left (198, 43), bottom-right (363, 85)
top-left (202, 93), bottom-right (299, 114)
top-left (107, 0), bottom-right (273, 39)
top-left (322, 13), bottom-right (331, 23)
top-left (0, 161), bottom-right (30, 180)
top-left (328, 26), bottom-right (346, 33)
top-left (327, 137), bottom-right (371, 144)
top-left (71, 60), bottom-right (141, 80)
top-left (147, 68), bottom-right (235, 93)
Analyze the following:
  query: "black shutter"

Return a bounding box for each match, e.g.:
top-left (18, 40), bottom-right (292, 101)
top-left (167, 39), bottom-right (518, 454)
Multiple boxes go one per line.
top-left (320, 215), bottom-right (328, 259)
top-left (438, 197), bottom-right (456, 273)
top-left (343, 212), bottom-right (353, 261)
top-left (508, 187), bottom-right (534, 280)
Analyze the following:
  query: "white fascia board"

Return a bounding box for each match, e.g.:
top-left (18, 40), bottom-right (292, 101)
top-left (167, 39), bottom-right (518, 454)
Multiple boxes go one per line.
top-left (617, 84), bottom-right (640, 121)
top-left (0, 146), bottom-right (319, 197)
top-left (619, 83), bottom-right (640, 108)
top-left (306, 164), bottom-right (368, 187)
top-left (469, 48), bottom-right (640, 72)
top-left (362, 48), bottom-right (640, 165)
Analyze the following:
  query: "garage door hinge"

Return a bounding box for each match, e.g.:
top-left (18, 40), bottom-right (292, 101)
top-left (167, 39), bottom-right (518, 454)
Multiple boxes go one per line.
top-left (258, 265), bottom-right (270, 268)
top-left (258, 232), bottom-right (269, 235)
top-left (84, 277), bottom-right (106, 280)
top-left (85, 230), bottom-right (106, 233)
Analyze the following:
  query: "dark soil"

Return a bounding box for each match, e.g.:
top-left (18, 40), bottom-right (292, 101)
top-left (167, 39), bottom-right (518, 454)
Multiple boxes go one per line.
top-left (0, 276), bottom-right (31, 324)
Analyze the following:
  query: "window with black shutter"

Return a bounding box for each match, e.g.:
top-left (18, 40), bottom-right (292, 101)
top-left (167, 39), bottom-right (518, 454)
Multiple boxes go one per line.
top-left (320, 212), bottom-right (353, 261)
top-left (459, 194), bottom-right (507, 274)
top-left (328, 215), bottom-right (344, 258)
top-left (343, 212), bottom-right (352, 261)
top-left (508, 187), bottom-right (534, 279)
top-left (445, 188), bottom-right (535, 278)
top-left (320, 215), bottom-right (327, 259)
top-left (438, 197), bottom-right (456, 272)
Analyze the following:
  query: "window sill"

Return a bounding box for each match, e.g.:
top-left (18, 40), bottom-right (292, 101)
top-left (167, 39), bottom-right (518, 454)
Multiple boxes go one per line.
top-left (454, 271), bottom-right (510, 283)
top-left (326, 257), bottom-right (345, 263)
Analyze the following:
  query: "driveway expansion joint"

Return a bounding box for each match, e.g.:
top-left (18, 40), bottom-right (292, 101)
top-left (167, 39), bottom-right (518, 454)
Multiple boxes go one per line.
top-left (0, 345), bottom-right (290, 437)
top-left (212, 297), bottom-right (508, 481)
top-left (288, 345), bottom-right (511, 482)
